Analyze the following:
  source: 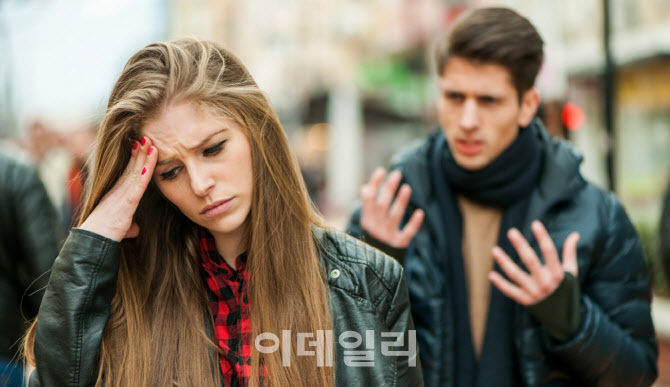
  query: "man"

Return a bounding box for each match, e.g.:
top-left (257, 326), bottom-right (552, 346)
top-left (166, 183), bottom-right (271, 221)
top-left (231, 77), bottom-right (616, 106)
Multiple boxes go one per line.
top-left (0, 145), bottom-right (61, 386)
top-left (347, 7), bottom-right (657, 387)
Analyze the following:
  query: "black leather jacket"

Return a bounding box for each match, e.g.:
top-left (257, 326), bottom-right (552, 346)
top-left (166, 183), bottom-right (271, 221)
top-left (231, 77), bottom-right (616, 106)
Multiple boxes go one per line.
top-left (0, 148), bottom-right (61, 359)
top-left (29, 227), bottom-right (424, 386)
top-left (348, 122), bottom-right (657, 387)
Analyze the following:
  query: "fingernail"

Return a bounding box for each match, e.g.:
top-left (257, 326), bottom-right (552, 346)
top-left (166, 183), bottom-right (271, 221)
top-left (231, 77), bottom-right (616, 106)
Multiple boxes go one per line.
top-left (141, 167), bottom-right (147, 175)
top-left (148, 147), bottom-right (153, 156)
top-left (508, 228), bottom-right (520, 239)
top-left (141, 137), bottom-right (146, 146)
top-left (133, 141), bottom-right (138, 150)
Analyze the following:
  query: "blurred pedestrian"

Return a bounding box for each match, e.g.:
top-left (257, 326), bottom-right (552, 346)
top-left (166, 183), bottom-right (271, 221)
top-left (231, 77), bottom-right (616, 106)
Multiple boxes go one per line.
top-left (23, 121), bottom-right (57, 164)
top-left (347, 7), bottom-right (657, 387)
top-left (58, 125), bottom-right (97, 230)
top-left (23, 39), bottom-right (422, 387)
top-left (0, 145), bottom-right (60, 387)
top-left (21, 120), bottom-right (69, 211)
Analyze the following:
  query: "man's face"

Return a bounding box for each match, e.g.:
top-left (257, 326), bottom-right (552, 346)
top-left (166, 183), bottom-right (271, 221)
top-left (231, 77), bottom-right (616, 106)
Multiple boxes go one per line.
top-left (437, 56), bottom-right (538, 171)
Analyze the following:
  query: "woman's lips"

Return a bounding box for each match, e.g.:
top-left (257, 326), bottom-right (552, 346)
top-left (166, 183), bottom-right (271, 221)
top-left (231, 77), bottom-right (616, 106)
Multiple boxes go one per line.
top-left (455, 139), bottom-right (484, 156)
top-left (201, 198), bottom-right (233, 217)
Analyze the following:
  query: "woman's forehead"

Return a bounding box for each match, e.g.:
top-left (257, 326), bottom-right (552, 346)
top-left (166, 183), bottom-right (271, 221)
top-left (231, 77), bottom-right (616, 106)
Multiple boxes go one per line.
top-left (143, 103), bottom-right (237, 138)
top-left (141, 102), bottom-right (242, 158)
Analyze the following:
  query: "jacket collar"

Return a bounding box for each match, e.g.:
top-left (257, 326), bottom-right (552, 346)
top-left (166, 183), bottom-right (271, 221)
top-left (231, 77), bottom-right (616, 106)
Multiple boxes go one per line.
top-left (403, 120), bottom-right (587, 236)
top-left (521, 119), bottom-right (587, 233)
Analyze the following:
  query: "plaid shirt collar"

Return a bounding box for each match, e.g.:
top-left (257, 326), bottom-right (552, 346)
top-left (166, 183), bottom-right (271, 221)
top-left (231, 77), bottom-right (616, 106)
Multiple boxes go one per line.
top-left (198, 226), bottom-right (251, 387)
top-left (199, 227), bottom-right (248, 278)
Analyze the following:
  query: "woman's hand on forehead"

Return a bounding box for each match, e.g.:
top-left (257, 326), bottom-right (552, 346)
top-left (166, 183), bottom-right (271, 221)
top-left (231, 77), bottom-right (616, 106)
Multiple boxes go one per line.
top-left (79, 136), bottom-right (158, 241)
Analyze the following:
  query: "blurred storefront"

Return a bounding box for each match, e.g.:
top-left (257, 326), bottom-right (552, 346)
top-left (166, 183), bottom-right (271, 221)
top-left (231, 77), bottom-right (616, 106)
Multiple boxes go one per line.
top-left (168, 0), bottom-right (451, 226)
top-left (615, 60), bottom-right (670, 222)
top-left (503, 0), bottom-right (670, 225)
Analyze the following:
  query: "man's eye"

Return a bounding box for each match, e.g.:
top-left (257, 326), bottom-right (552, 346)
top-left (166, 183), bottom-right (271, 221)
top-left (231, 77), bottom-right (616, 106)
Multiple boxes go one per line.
top-left (446, 93), bottom-right (464, 102)
top-left (480, 96), bottom-right (499, 104)
top-left (160, 167), bottom-right (180, 181)
top-left (203, 140), bottom-right (226, 156)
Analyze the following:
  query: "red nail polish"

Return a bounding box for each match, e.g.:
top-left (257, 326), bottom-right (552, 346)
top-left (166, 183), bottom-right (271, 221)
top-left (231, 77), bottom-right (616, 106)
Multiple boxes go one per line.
top-left (141, 167), bottom-right (147, 175)
top-left (141, 137), bottom-right (146, 146)
top-left (133, 141), bottom-right (138, 150)
top-left (148, 147), bottom-right (153, 156)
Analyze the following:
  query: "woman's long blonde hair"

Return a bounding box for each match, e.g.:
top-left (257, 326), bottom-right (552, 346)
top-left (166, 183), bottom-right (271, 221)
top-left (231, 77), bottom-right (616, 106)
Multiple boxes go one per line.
top-left (24, 38), bottom-right (334, 387)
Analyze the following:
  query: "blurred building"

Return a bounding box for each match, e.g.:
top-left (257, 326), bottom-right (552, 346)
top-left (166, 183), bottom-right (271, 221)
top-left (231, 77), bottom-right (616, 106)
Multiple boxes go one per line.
top-left (0, 8), bottom-right (17, 138)
top-left (169, 0), bottom-right (449, 226)
top-left (2, 0), bottom-right (169, 221)
top-left (498, 0), bottom-right (670, 225)
top-left (168, 0), bottom-right (670, 227)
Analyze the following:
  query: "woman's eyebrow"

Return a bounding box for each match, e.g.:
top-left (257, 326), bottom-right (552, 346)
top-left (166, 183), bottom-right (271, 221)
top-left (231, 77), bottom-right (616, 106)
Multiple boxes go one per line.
top-left (156, 128), bottom-right (228, 166)
top-left (189, 128), bottom-right (228, 150)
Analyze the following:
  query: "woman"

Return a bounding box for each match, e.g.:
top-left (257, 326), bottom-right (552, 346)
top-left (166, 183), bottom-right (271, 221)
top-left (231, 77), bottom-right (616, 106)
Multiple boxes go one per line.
top-left (23, 39), bottom-right (422, 387)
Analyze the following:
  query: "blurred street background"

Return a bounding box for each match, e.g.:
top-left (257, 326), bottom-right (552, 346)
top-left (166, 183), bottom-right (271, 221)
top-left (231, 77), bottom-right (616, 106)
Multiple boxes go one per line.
top-left (2, 0), bottom-right (670, 384)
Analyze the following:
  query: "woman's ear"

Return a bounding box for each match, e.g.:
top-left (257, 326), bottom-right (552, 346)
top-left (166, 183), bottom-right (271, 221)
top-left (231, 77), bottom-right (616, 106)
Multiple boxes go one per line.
top-left (518, 88), bottom-right (540, 127)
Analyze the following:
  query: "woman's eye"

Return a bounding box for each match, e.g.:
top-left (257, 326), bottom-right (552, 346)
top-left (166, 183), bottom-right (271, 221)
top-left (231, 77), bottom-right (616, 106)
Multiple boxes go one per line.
top-left (160, 167), bottom-right (180, 181)
top-left (203, 140), bottom-right (226, 156)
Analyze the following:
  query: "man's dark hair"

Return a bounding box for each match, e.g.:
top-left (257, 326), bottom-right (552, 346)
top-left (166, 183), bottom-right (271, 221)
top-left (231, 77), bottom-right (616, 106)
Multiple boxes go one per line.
top-left (434, 7), bottom-right (544, 98)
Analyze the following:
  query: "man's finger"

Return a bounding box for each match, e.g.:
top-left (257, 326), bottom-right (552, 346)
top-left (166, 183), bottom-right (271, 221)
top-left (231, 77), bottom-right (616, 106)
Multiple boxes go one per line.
top-left (367, 167), bottom-right (387, 194)
top-left (489, 271), bottom-right (534, 305)
top-left (376, 170), bottom-right (402, 209)
top-left (531, 220), bottom-right (562, 276)
top-left (361, 168), bottom-right (387, 211)
top-left (397, 209), bottom-right (424, 247)
top-left (360, 183), bottom-right (376, 208)
top-left (492, 246), bottom-right (538, 296)
top-left (388, 184), bottom-right (412, 229)
top-left (507, 228), bottom-right (544, 277)
top-left (562, 232), bottom-right (580, 277)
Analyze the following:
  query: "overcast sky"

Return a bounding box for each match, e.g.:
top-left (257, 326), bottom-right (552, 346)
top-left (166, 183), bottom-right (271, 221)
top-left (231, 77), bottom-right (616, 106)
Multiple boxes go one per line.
top-left (2, 0), bottom-right (167, 130)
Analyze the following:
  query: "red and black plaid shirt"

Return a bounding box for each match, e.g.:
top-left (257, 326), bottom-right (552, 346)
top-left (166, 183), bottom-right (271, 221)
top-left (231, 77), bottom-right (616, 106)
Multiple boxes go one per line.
top-left (199, 227), bottom-right (252, 387)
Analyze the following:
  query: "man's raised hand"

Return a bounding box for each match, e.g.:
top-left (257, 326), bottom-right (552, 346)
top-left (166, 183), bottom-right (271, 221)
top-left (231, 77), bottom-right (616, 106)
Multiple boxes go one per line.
top-left (359, 167), bottom-right (424, 248)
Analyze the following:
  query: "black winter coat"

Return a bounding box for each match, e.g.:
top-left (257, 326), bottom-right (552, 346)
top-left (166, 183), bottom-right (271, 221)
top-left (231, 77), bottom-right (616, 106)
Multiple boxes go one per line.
top-left (348, 124), bottom-right (657, 387)
top-left (0, 148), bottom-right (61, 359)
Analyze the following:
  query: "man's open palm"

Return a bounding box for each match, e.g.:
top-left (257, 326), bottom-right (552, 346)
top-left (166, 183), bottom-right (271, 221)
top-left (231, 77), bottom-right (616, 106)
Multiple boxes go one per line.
top-left (359, 167), bottom-right (424, 249)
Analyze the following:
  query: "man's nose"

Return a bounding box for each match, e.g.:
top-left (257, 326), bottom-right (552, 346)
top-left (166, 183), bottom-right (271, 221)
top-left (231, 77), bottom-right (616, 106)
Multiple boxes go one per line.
top-left (459, 99), bottom-right (478, 130)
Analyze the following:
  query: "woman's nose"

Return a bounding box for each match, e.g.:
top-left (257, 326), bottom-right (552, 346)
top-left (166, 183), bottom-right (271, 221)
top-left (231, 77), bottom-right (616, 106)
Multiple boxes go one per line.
top-left (189, 167), bottom-right (215, 197)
